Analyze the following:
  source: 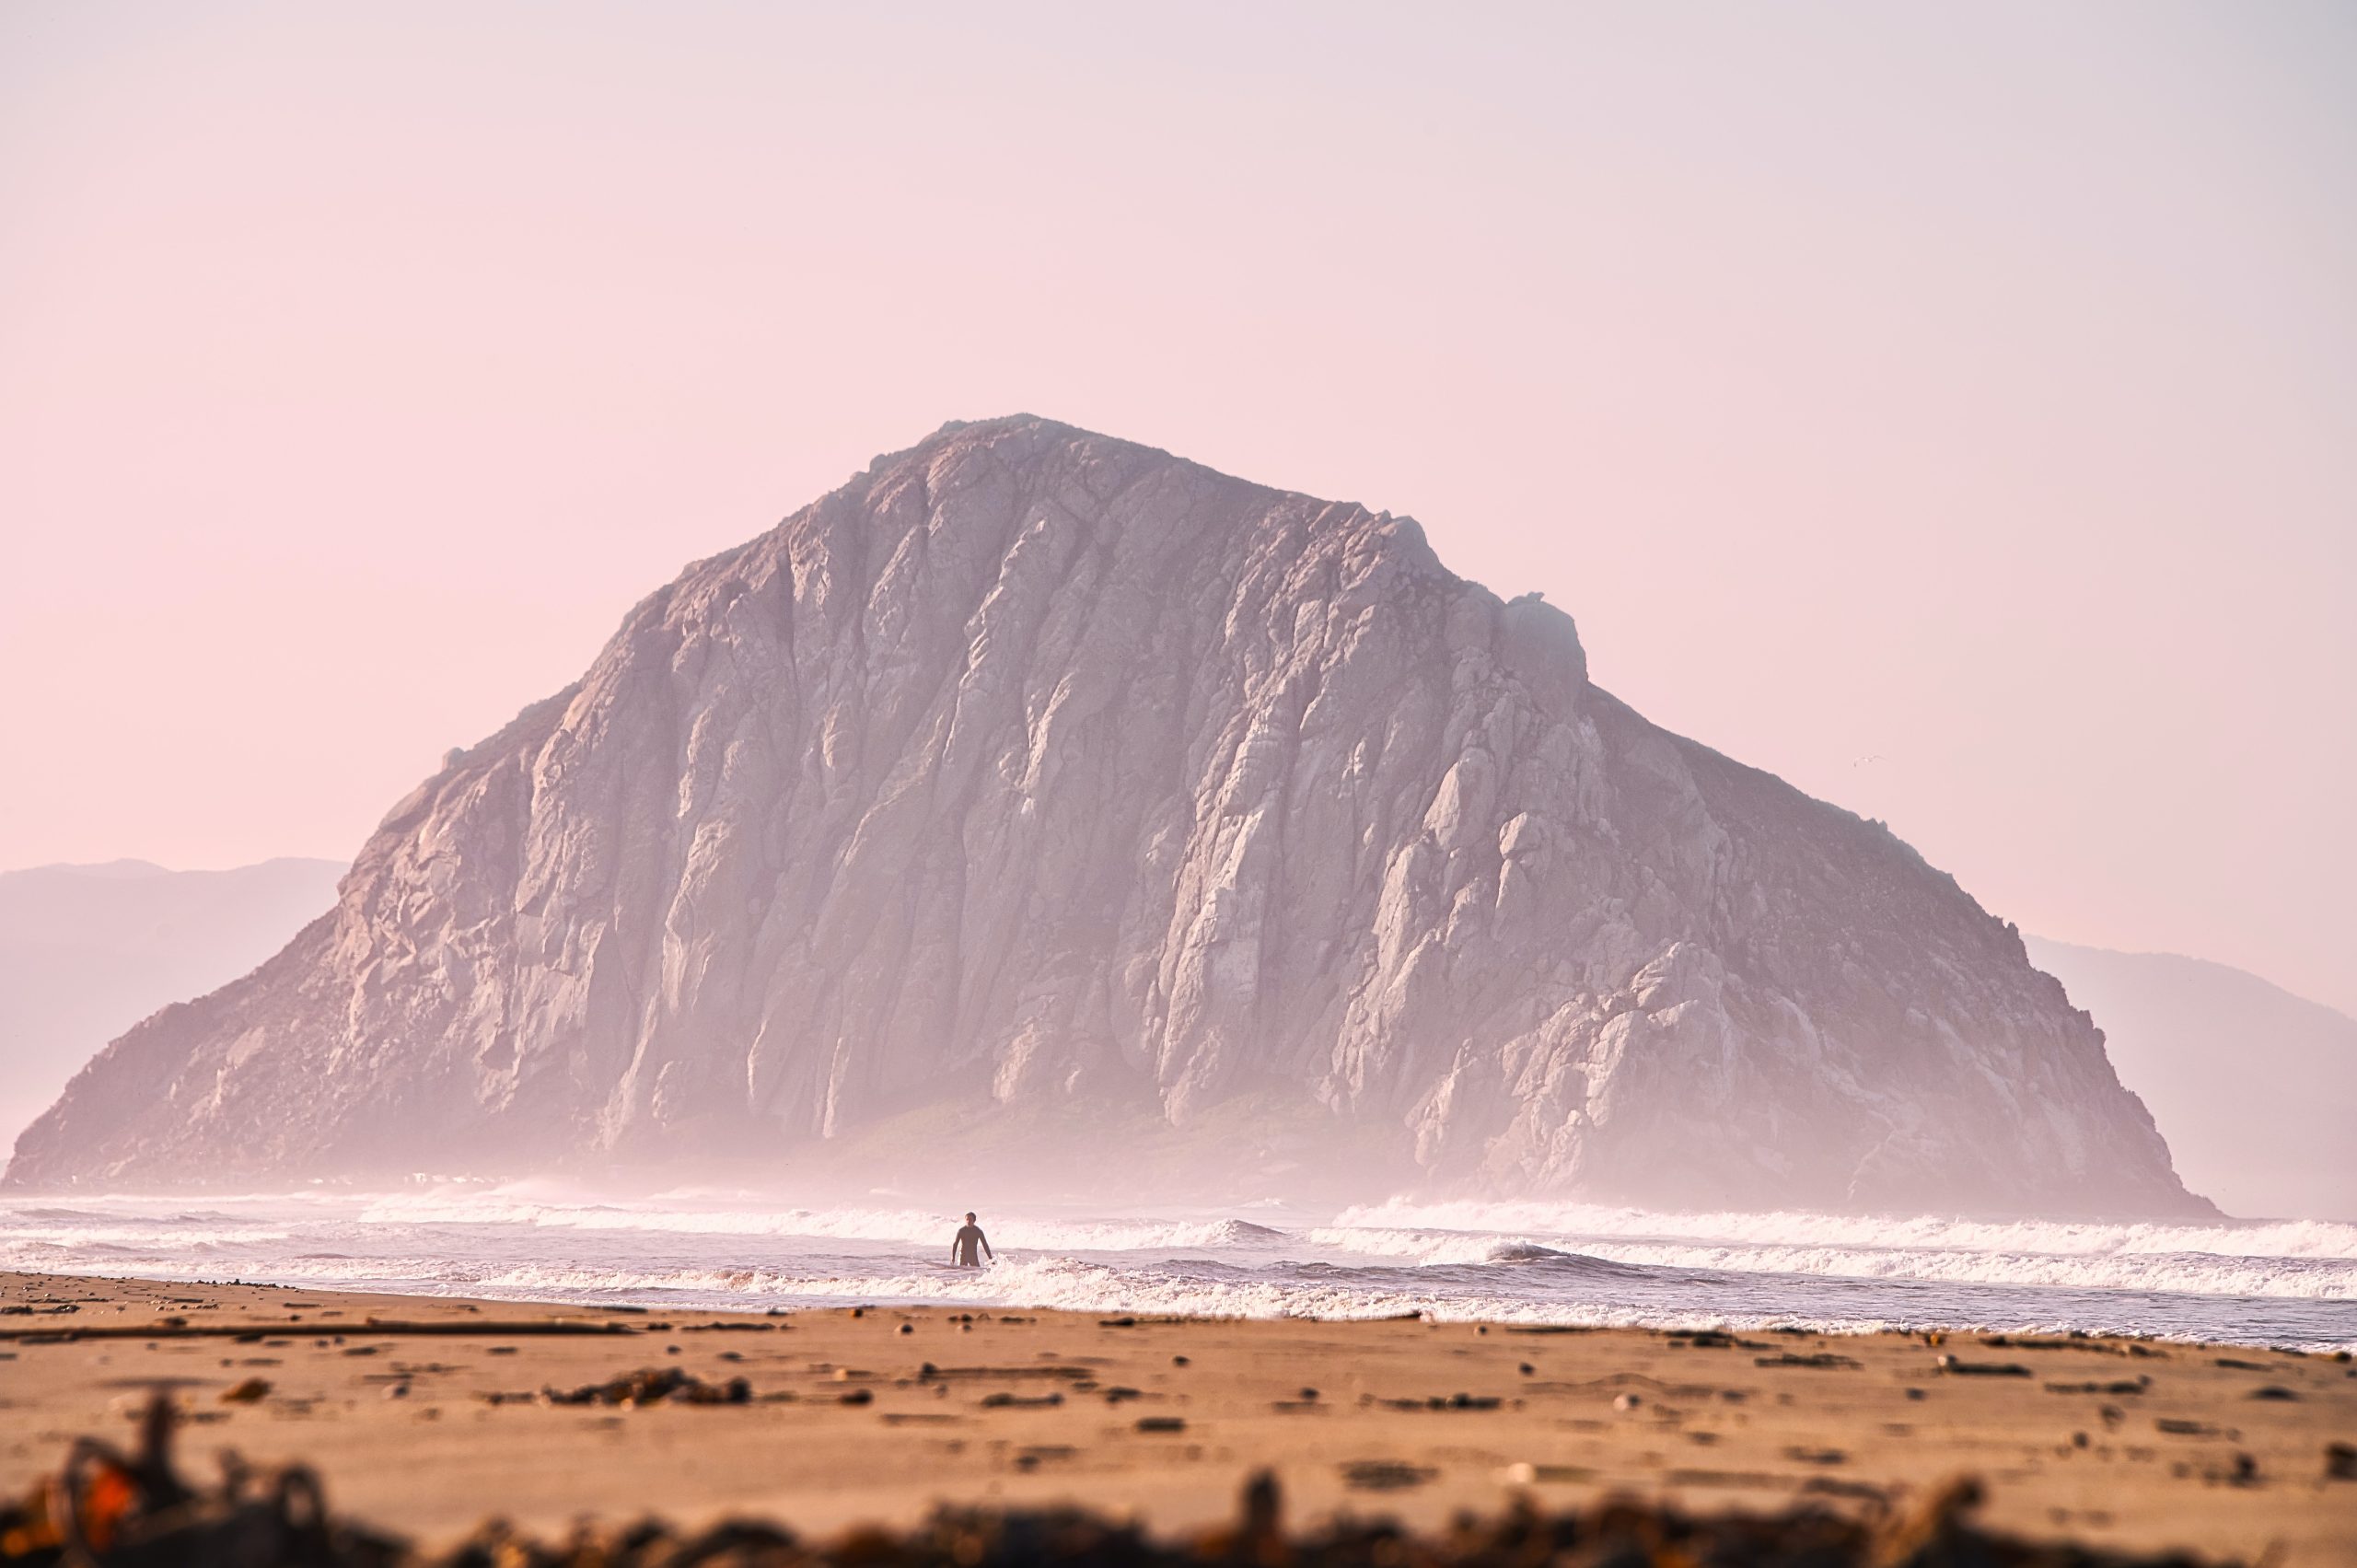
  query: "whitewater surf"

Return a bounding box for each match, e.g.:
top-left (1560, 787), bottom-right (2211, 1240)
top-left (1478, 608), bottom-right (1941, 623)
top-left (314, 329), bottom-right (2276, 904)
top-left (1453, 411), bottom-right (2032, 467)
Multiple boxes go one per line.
top-left (5, 1189), bottom-right (2352, 1353)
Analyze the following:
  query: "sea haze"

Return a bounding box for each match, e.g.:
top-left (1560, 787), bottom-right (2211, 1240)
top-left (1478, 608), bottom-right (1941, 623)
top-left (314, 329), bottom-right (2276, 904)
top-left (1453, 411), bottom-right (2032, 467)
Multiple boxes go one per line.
top-left (5, 1190), bottom-right (2351, 1354)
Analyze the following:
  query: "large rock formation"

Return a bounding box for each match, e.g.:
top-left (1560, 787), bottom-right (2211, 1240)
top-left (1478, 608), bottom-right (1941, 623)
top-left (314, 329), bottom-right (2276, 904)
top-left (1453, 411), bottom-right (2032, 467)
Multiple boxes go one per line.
top-left (6, 417), bottom-right (2204, 1214)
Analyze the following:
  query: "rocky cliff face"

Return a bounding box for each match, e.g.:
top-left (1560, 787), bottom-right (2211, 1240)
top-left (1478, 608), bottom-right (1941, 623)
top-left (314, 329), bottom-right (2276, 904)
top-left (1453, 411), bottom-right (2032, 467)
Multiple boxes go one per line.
top-left (6, 417), bottom-right (2204, 1214)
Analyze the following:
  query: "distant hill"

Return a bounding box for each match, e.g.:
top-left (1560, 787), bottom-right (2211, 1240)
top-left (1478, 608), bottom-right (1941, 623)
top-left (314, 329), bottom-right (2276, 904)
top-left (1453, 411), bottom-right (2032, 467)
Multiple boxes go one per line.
top-left (2028, 937), bottom-right (2357, 1221)
top-left (0, 858), bottom-right (345, 1153)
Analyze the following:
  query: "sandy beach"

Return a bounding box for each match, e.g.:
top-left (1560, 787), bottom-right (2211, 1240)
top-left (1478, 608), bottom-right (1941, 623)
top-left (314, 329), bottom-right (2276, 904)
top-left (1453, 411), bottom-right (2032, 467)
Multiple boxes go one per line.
top-left (3, 1271), bottom-right (2351, 1563)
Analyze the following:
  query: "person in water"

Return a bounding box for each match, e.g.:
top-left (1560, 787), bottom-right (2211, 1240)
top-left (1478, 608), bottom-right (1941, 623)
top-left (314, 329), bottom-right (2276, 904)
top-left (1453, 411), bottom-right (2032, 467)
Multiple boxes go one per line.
top-left (950, 1212), bottom-right (993, 1269)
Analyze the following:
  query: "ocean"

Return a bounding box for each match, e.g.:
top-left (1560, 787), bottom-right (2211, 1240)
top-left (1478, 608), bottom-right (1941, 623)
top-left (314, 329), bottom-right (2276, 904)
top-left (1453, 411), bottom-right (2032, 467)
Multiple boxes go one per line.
top-left (5, 1188), bottom-right (2352, 1353)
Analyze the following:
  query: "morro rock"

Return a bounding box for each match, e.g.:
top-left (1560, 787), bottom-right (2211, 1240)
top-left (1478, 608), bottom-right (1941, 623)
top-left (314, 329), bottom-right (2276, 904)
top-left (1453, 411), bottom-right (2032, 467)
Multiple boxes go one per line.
top-left (6, 417), bottom-right (2204, 1214)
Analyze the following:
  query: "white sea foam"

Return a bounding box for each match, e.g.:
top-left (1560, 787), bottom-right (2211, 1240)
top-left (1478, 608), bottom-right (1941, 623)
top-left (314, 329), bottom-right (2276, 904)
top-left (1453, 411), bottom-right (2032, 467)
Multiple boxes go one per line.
top-left (6, 1191), bottom-right (2353, 1352)
top-left (137, 1250), bottom-right (2299, 1349)
top-left (347, 1192), bottom-right (1285, 1253)
top-left (1306, 1225), bottom-right (2357, 1301)
top-left (1330, 1198), bottom-right (2357, 1262)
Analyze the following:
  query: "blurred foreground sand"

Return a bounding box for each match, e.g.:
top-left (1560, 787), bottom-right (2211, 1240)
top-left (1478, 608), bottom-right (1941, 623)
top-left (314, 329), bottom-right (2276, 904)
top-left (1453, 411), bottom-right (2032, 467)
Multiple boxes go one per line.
top-left (4, 1272), bottom-right (2351, 1562)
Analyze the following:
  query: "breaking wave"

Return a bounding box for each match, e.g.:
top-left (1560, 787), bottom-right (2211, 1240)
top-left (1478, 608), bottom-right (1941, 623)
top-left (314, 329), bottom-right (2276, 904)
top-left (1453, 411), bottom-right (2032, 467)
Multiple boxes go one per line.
top-left (1332, 1198), bottom-right (2357, 1261)
top-left (1315, 1201), bottom-right (2357, 1302)
top-left (5, 1190), bottom-right (2353, 1353)
top-left (345, 1193), bottom-right (1286, 1253)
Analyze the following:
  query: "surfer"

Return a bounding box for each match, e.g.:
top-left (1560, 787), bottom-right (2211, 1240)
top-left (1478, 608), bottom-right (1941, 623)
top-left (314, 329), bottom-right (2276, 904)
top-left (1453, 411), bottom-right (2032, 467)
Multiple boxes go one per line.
top-left (950, 1212), bottom-right (993, 1269)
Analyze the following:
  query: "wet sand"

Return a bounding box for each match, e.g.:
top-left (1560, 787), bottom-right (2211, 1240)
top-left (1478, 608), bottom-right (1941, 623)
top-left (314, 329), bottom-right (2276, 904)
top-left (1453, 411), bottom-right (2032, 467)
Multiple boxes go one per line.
top-left (3, 1271), bottom-right (2352, 1562)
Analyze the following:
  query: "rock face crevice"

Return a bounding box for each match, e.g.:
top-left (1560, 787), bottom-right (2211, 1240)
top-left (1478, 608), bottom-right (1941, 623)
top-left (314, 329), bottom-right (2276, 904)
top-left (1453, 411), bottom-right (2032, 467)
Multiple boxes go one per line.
top-left (6, 417), bottom-right (2203, 1215)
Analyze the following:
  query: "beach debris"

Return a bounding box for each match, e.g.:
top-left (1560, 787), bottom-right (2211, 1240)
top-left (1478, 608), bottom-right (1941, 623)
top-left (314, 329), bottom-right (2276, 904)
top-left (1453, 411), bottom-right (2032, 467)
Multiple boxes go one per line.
top-left (2044, 1377), bottom-right (2149, 1395)
top-left (537, 1367), bottom-right (750, 1407)
top-left (0, 1393), bottom-right (402, 1565)
top-left (915, 1363), bottom-right (1091, 1383)
top-left (0, 1318), bottom-right (633, 1347)
top-left (0, 1409), bottom-right (2276, 1567)
top-left (2327, 1442), bottom-right (2356, 1481)
top-left (978, 1392), bottom-right (1062, 1409)
top-left (2247, 1387), bottom-right (2296, 1401)
top-left (1368, 1393), bottom-right (1503, 1411)
top-left (1753, 1353), bottom-right (1861, 1370)
top-left (220, 1379), bottom-right (273, 1405)
top-left (1936, 1355), bottom-right (2033, 1377)
top-left (1341, 1459), bottom-right (1434, 1492)
top-left (1134, 1417), bottom-right (1186, 1433)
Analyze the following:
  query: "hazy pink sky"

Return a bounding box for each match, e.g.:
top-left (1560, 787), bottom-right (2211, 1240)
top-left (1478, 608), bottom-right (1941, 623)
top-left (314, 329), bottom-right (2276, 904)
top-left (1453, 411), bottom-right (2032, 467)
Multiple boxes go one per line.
top-left (3, 4), bottom-right (2351, 1015)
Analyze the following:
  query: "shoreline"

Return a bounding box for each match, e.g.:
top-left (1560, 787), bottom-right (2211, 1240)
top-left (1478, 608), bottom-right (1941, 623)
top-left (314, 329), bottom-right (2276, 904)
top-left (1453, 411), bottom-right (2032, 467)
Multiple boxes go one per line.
top-left (6, 1191), bottom-right (2350, 1358)
top-left (6, 1259), bottom-right (2351, 1361)
top-left (5, 1270), bottom-right (2354, 1563)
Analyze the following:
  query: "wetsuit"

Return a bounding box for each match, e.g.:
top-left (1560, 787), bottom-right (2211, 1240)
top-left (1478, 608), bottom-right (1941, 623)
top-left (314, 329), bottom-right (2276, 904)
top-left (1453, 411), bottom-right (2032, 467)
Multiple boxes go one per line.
top-left (952, 1223), bottom-right (992, 1268)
